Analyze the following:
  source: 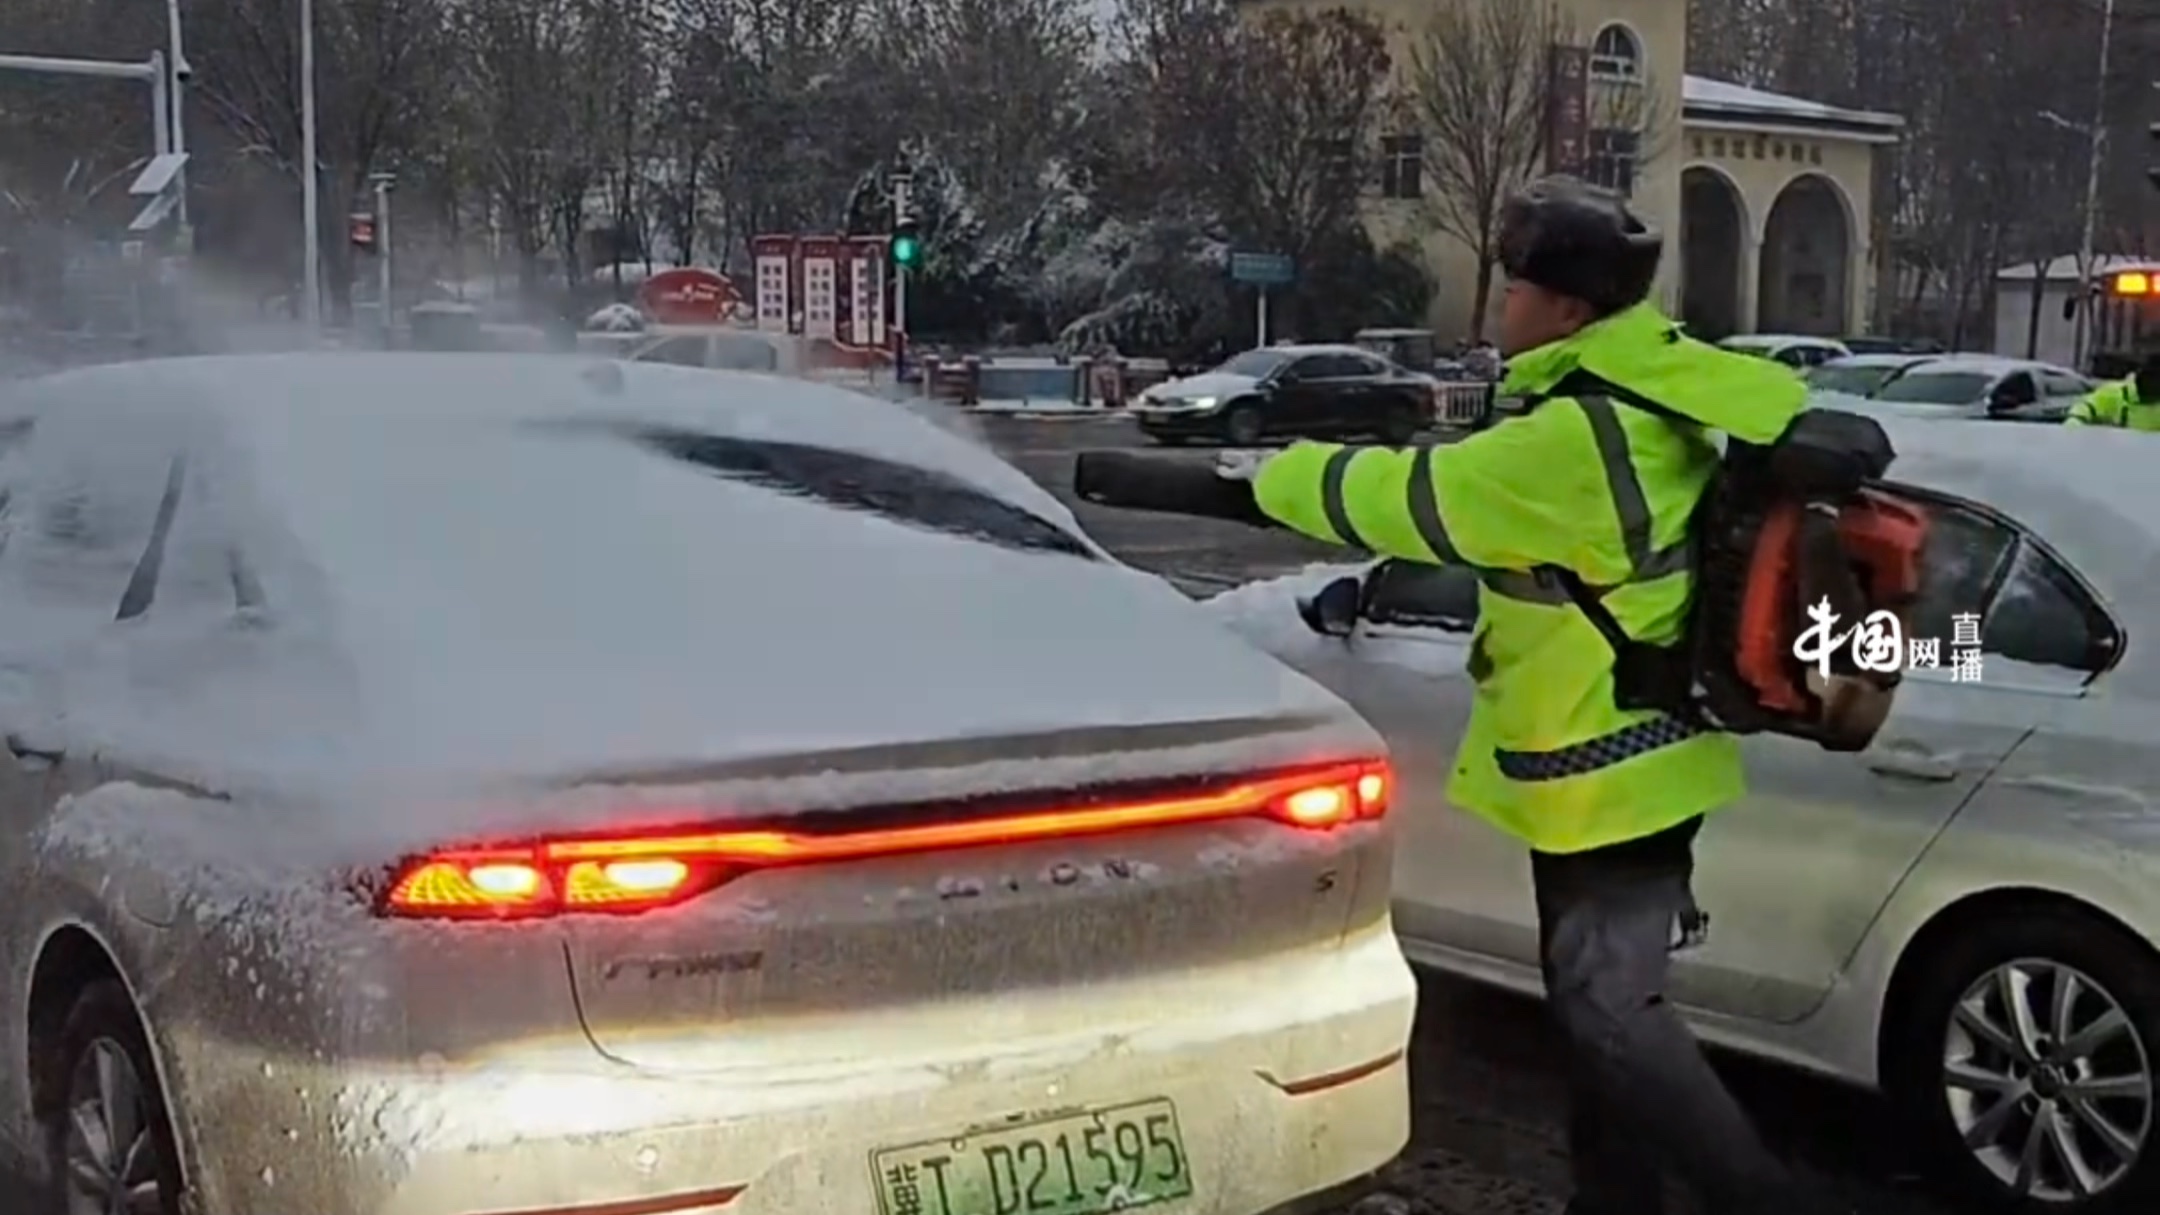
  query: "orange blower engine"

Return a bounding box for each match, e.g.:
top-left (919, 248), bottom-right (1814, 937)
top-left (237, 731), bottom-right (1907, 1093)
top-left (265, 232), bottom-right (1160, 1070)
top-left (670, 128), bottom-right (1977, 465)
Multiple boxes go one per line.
top-left (1680, 411), bottom-right (1931, 750)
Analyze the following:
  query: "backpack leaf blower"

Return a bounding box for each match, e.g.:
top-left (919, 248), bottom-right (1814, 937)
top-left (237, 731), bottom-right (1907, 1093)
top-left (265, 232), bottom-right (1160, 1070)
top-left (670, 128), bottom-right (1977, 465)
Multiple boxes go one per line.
top-left (1072, 410), bottom-right (1933, 753)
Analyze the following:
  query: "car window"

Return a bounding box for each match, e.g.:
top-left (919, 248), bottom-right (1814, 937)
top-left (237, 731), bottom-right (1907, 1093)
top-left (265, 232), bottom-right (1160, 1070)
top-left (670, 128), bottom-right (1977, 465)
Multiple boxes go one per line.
top-left (710, 333), bottom-right (781, 372)
top-left (1874, 371), bottom-right (1992, 406)
top-left (1981, 539), bottom-right (2118, 674)
top-left (638, 336), bottom-right (710, 368)
top-left (624, 426), bottom-right (1097, 559)
top-left (2039, 371), bottom-right (2089, 398)
top-left (1905, 501), bottom-right (2018, 648)
top-left (1993, 372), bottom-right (2038, 405)
top-left (1901, 496), bottom-right (2118, 676)
top-left (1806, 364), bottom-right (1901, 397)
top-left (1362, 561), bottom-right (1477, 631)
top-left (1217, 349), bottom-right (1292, 378)
top-left (1344, 353), bottom-right (1390, 377)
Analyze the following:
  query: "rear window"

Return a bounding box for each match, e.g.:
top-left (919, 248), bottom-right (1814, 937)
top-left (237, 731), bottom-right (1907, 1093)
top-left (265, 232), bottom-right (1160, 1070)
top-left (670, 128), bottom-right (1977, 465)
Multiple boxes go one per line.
top-left (628, 427), bottom-right (1097, 560)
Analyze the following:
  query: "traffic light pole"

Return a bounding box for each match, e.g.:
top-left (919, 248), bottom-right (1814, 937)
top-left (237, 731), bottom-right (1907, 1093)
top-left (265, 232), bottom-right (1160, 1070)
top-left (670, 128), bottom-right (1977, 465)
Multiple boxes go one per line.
top-left (891, 173), bottom-right (911, 374)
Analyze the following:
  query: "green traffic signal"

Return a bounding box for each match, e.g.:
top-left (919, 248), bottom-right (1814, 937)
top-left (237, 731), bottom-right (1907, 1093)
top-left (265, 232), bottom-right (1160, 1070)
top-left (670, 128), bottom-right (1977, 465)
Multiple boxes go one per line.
top-left (892, 230), bottom-right (921, 267)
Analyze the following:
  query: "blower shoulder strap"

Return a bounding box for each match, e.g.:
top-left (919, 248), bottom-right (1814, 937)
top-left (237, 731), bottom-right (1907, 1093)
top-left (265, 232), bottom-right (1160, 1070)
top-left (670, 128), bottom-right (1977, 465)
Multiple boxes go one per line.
top-left (1527, 370), bottom-right (1699, 648)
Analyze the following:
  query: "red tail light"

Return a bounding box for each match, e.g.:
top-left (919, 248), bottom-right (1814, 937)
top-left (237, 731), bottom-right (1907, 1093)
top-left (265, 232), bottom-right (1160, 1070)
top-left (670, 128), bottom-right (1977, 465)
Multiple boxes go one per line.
top-left (380, 759), bottom-right (1390, 919)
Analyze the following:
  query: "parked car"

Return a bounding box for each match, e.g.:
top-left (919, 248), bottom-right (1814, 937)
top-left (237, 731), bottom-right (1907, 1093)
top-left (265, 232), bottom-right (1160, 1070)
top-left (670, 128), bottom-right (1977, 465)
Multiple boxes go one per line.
top-left (0, 354), bottom-right (1415, 1215)
top-left (1855, 354), bottom-right (2094, 423)
top-left (1715, 333), bottom-right (1853, 368)
top-left (1131, 345), bottom-right (1437, 446)
top-left (1204, 417), bottom-right (2160, 1212)
top-left (584, 324), bottom-right (794, 373)
top-left (1842, 335), bottom-right (1946, 356)
top-left (1803, 353), bottom-right (1940, 401)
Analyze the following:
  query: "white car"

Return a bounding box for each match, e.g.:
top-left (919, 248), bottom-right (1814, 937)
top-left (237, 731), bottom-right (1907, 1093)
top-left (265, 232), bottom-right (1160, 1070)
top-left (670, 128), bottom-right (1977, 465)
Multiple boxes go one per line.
top-left (1803, 352), bottom-right (1940, 403)
top-left (0, 354), bottom-right (1414, 1215)
top-left (1715, 333), bottom-right (1852, 368)
top-left (1205, 417), bottom-right (2160, 1211)
top-left (1848, 354), bottom-right (2096, 423)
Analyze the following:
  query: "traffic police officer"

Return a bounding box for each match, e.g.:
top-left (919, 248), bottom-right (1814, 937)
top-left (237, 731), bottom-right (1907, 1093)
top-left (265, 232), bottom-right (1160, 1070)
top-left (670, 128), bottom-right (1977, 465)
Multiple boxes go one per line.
top-left (1243, 176), bottom-right (1816, 1214)
top-left (2065, 351), bottom-right (2160, 429)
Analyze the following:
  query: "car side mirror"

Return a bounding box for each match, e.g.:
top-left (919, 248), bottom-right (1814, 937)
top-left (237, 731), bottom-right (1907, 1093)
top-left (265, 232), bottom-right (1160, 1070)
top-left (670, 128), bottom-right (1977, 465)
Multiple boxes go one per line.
top-left (1296, 575), bottom-right (1364, 638)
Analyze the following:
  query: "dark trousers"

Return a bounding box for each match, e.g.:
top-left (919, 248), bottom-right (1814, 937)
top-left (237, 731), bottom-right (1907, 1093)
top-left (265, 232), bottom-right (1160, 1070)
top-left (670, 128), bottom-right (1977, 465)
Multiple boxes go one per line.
top-left (1532, 816), bottom-right (1798, 1214)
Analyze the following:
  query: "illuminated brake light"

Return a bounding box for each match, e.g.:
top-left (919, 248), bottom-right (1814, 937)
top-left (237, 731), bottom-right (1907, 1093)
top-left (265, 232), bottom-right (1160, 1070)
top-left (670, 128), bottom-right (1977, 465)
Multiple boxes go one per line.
top-left (379, 759), bottom-right (1391, 919)
top-left (2112, 272), bottom-right (2152, 296)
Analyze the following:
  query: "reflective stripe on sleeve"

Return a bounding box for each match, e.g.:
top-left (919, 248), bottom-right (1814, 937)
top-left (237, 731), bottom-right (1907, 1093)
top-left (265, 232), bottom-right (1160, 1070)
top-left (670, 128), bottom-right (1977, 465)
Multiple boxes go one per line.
top-left (1405, 446), bottom-right (1463, 563)
top-left (1318, 447), bottom-right (1369, 549)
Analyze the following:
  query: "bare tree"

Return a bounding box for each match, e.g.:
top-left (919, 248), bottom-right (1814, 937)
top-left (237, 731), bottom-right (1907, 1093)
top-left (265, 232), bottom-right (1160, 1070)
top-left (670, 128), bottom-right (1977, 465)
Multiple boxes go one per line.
top-left (1403, 0), bottom-right (1678, 333)
top-left (890, 0), bottom-right (1097, 230)
top-left (454, 0), bottom-right (582, 291)
top-left (190, 0), bottom-right (448, 319)
top-left (1399, 0), bottom-right (1565, 330)
top-left (1112, 1), bottom-right (1391, 257)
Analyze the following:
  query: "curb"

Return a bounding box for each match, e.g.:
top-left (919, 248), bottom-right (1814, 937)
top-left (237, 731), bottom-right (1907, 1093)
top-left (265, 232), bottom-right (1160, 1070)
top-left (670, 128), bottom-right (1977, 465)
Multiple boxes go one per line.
top-left (963, 406), bottom-right (1133, 420)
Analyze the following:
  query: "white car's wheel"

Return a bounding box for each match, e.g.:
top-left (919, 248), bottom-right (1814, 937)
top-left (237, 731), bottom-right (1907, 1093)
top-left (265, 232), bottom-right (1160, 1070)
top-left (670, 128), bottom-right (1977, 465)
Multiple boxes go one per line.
top-left (1888, 906), bottom-right (2160, 1212)
top-left (42, 981), bottom-right (182, 1215)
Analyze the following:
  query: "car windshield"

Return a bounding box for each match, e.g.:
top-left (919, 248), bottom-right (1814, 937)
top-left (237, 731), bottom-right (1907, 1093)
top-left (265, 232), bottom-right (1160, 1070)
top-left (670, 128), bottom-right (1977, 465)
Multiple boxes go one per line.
top-left (1215, 350), bottom-right (1293, 378)
top-left (1807, 364), bottom-right (1904, 396)
top-left (1872, 371), bottom-right (1993, 405)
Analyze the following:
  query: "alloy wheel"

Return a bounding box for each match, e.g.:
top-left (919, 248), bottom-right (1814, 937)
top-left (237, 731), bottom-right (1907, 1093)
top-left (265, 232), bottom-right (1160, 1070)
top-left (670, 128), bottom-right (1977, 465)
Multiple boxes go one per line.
top-left (1944, 957), bottom-right (2154, 1202)
top-left (61, 1037), bottom-right (166, 1215)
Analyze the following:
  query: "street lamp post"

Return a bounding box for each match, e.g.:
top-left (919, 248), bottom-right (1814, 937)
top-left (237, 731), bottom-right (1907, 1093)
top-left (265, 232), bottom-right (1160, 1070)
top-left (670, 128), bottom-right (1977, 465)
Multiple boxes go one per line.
top-left (164, 0), bottom-right (189, 237)
top-left (370, 171), bottom-right (395, 343)
top-left (2073, 0), bottom-right (2116, 370)
top-left (299, 0), bottom-right (320, 331)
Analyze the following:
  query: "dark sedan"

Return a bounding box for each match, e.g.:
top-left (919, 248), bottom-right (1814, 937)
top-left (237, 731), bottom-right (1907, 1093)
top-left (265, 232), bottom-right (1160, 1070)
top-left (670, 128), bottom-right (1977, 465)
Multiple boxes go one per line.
top-left (1129, 345), bottom-right (1438, 445)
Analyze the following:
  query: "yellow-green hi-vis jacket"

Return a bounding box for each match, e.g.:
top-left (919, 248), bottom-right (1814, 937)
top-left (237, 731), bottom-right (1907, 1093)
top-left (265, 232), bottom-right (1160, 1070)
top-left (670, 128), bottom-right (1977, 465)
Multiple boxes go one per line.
top-left (1251, 304), bottom-right (1806, 854)
top-left (2065, 377), bottom-right (2160, 430)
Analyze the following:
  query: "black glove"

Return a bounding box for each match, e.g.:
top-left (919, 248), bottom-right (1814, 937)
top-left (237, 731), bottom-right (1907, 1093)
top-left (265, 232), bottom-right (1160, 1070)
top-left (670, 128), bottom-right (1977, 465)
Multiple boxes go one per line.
top-left (1071, 450), bottom-right (1275, 527)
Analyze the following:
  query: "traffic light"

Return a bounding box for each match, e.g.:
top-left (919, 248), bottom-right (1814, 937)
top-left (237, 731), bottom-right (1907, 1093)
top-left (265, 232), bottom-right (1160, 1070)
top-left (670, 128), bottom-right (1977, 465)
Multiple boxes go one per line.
top-left (2111, 270), bottom-right (2155, 297)
top-left (891, 219), bottom-right (921, 269)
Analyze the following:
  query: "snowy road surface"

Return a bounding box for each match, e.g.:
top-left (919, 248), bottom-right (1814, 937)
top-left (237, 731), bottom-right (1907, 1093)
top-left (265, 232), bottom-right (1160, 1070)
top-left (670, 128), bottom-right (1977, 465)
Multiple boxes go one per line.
top-left (972, 410), bottom-right (1960, 1215)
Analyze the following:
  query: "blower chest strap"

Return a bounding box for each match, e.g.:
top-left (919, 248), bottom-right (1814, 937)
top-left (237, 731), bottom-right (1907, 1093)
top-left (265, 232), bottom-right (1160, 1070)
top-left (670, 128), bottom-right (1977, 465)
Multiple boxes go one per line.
top-left (1508, 372), bottom-right (1710, 716)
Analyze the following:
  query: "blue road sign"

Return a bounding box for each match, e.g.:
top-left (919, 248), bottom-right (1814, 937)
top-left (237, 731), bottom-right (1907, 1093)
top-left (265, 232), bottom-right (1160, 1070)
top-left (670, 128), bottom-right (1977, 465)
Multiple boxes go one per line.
top-left (1229, 252), bottom-right (1294, 286)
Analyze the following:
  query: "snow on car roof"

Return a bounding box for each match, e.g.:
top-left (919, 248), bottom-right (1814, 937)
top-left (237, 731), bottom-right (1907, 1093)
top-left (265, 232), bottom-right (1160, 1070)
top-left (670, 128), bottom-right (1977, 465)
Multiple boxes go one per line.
top-left (1900, 354), bottom-right (2069, 377)
top-left (1720, 334), bottom-right (1845, 349)
top-left (0, 354), bottom-right (1369, 813)
top-left (1821, 353), bottom-right (1934, 368)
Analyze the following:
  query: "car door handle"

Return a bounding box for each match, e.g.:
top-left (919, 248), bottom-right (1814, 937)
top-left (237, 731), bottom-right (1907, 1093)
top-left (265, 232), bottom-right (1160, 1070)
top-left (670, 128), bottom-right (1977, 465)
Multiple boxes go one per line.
top-left (1867, 742), bottom-right (1958, 782)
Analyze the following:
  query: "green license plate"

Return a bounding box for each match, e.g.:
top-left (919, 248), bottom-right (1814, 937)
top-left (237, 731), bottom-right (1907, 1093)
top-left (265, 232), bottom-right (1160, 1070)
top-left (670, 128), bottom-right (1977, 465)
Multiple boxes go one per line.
top-left (872, 1097), bottom-right (1193, 1215)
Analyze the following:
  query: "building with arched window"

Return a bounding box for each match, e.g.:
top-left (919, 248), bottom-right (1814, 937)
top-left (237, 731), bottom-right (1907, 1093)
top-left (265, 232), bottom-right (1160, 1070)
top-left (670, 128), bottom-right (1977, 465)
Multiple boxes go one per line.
top-left (1243, 0), bottom-right (1903, 342)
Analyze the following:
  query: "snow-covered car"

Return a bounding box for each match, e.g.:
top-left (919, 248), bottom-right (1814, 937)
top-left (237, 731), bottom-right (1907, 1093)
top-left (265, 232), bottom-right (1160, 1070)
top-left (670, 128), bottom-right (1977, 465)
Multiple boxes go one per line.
top-left (1131, 346), bottom-right (1437, 446)
top-left (1803, 352), bottom-right (1939, 402)
top-left (1203, 417), bottom-right (2160, 1212)
top-left (1852, 354), bottom-right (2095, 423)
top-left (583, 301), bottom-right (647, 332)
top-left (0, 354), bottom-right (1415, 1215)
top-left (1715, 333), bottom-right (1852, 368)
